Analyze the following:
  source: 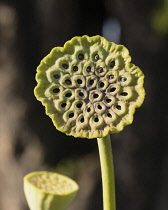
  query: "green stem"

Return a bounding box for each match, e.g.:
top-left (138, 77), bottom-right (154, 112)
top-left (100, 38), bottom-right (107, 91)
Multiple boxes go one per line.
top-left (97, 134), bottom-right (116, 210)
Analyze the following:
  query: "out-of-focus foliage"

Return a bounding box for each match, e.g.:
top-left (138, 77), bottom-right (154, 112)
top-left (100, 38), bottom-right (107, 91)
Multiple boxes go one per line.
top-left (152, 0), bottom-right (168, 35)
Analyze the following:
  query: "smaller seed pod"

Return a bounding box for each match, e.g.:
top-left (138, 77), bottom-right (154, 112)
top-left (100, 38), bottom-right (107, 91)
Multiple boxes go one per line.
top-left (24, 171), bottom-right (79, 210)
top-left (35, 35), bottom-right (145, 139)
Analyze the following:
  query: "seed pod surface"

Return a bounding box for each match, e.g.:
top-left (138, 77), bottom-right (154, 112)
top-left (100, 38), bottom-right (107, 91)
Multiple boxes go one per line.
top-left (35, 35), bottom-right (145, 138)
top-left (24, 171), bottom-right (79, 210)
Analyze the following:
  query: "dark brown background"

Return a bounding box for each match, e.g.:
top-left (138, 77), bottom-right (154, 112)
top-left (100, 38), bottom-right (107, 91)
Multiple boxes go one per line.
top-left (0, 0), bottom-right (168, 210)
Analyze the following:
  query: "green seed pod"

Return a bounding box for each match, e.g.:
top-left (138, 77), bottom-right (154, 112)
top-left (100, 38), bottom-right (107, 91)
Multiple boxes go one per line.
top-left (24, 171), bottom-right (79, 210)
top-left (34, 35), bottom-right (145, 138)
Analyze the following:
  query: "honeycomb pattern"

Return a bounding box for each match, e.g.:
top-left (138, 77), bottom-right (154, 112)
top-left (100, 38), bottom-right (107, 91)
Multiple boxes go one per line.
top-left (35, 35), bottom-right (145, 139)
top-left (30, 173), bottom-right (74, 194)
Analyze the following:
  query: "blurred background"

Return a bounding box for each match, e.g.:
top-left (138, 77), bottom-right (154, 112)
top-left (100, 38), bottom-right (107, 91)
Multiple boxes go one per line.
top-left (0, 0), bottom-right (168, 210)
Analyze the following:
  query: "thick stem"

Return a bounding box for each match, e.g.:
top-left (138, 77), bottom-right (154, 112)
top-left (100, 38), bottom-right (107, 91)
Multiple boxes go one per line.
top-left (97, 135), bottom-right (116, 210)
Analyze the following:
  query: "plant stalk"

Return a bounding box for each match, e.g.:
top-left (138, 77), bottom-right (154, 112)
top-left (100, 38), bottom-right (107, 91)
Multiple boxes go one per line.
top-left (97, 134), bottom-right (116, 210)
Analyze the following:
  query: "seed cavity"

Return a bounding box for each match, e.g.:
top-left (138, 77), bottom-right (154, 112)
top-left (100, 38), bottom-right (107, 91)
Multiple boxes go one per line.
top-left (94, 54), bottom-right (99, 61)
top-left (76, 103), bottom-right (82, 108)
top-left (116, 105), bottom-right (121, 110)
top-left (98, 67), bottom-right (103, 73)
top-left (107, 113), bottom-right (112, 118)
top-left (73, 66), bottom-right (78, 72)
top-left (62, 63), bottom-right (68, 69)
top-left (86, 66), bottom-right (91, 72)
top-left (80, 117), bottom-right (84, 123)
top-left (69, 113), bottom-right (74, 118)
top-left (110, 87), bottom-right (116, 92)
top-left (100, 82), bottom-right (104, 88)
top-left (87, 107), bottom-right (91, 112)
top-left (61, 103), bottom-right (66, 108)
top-left (110, 61), bottom-right (115, 68)
top-left (65, 79), bottom-right (72, 85)
top-left (94, 117), bottom-right (99, 122)
top-left (120, 77), bottom-right (127, 82)
top-left (120, 92), bottom-right (128, 96)
top-left (79, 92), bottom-right (84, 97)
top-left (53, 88), bottom-right (60, 93)
top-left (65, 92), bottom-right (72, 97)
top-left (53, 74), bottom-right (60, 79)
top-left (98, 105), bottom-right (102, 109)
top-left (78, 53), bottom-right (84, 60)
top-left (108, 74), bottom-right (114, 80)
top-left (77, 79), bottom-right (82, 84)
top-left (106, 98), bottom-right (111, 103)
top-left (89, 80), bottom-right (94, 86)
top-left (93, 93), bottom-right (99, 98)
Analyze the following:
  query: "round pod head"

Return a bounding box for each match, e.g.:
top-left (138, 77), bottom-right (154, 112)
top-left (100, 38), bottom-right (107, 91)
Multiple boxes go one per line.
top-left (24, 171), bottom-right (79, 210)
top-left (34, 35), bottom-right (145, 139)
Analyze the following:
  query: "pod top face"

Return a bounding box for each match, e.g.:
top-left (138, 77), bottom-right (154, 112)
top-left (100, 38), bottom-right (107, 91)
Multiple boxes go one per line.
top-left (35, 35), bottom-right (145, 139)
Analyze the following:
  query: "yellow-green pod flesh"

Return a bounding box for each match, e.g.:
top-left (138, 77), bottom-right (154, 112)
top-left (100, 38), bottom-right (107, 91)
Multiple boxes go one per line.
top-left (24, 171), bottom-right (79, 210)
top-left (34, 35), bottom-right (145, 139)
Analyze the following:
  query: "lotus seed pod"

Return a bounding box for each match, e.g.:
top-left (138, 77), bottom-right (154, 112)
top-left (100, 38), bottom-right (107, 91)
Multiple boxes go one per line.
top-left (24, 171), bottom-right (79, 210)
top-left (34, 35), bottom-right (145, 139)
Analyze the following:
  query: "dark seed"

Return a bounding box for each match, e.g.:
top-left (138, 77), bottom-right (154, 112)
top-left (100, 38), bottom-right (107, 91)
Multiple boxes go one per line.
top-left (89, 80), bottom-right (94, 85)
top-left (77, 79), bottom-right (82, 84)
top-left (100, 82), bottom-right (104, 88)
top-left (80, 117), bottom-right (84, 123)
top-left (53, 74), bottom-right (60, 79)
top-left (62, 63), bottom-right (68, 69)
top-left (79, 92), bottom-right (84, 97)
top-left (76, 103), bottom-right (82, 108)
top-left (98, 67), bottom-right (103, 73)
top-left (61, 103), bottom-right (66, 108)
top-left (53, 88), bottom-right (60, 93)
top-left (98, 105), bottom-right (102, 109)
top-left (86, 66), bottom-right (91, 72)
top-left (120, 92), bottom-right (128, 96)
top-left (78, 53), bottom-right (84, 60)
top-left (93, 93), bottom-right (99, 98)
top-left (110, 61), bottom-right (115, 68)
top-left (94, 117), bottom-right (99, 122)
top-left (73, 66), bottom-right (78, 72)
top-left (87, 107), bottom-right (91, 112)
top-left (108, 74), bottom-right (114, 80)
top-left (65, 92), bottom-right (72, 97)
top-left (106, 98), bottom-right (111, 103)
top-left (69, 113), bottom-right (74, 118)
top-left (116, 105), bottom-right (121, 110)
top-left (94, 54), bottom-right (99, 61)
top-left (120, 77), bottom-right (127, 82)
top-left (110, 87), bottom-right (116, 92)
top-left (107, 113), bottom-right (112, 118)
top-left (65, 79), bottom-right (71, 85)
